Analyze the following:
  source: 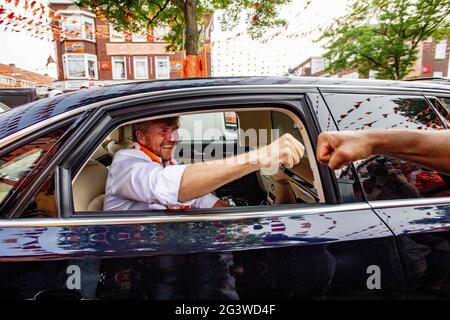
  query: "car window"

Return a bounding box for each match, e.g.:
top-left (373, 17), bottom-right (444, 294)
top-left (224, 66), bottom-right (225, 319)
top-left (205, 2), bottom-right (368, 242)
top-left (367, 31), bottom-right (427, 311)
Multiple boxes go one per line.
top-left (179, 112), bottom-right (238, 141)
top-left (0, 127), bottom-right (68, 218)
top-left (324, 94), bottom-right (450, 201)
top-left (429, 97), bottom-right (450, 126)
top-left (20, 174), bottom-right (58, 218)
top-left (72, 108), bottom-right (324, 213)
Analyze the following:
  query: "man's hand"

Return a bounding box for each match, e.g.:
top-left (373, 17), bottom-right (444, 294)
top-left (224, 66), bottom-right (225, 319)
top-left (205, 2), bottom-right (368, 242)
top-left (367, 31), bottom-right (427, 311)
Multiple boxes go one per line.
top-left (316, 131), bottom-right (376, 170)
top-left (253, 133), bottom-right (305, 169)
top-left (213, 199), bottom-right (230, 208)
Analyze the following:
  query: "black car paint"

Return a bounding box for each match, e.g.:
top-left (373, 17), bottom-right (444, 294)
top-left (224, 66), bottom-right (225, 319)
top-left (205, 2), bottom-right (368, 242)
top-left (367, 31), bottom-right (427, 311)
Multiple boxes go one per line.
top-left (0, 76), bottom-right (449, 299)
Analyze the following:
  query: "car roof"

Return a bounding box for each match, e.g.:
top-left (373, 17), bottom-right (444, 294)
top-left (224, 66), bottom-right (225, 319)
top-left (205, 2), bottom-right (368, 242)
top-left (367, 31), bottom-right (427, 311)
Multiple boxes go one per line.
top-left (0, 76), bottom-right (449, 144)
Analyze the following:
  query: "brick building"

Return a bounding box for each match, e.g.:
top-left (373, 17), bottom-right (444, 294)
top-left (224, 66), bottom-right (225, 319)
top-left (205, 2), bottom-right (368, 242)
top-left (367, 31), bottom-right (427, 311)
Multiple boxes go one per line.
top-left (290, 38), bottom-right (450, 80)
top-left (289, 56), bottom-right (378, 79)
top-left (289, 57), bottom-right (328, 77)
top-left (0, 63), bottom-right (54, 89)
top-left (48, 0), bottom-right (212, 91)
top-left (407, 38), bottom-right (450, 78)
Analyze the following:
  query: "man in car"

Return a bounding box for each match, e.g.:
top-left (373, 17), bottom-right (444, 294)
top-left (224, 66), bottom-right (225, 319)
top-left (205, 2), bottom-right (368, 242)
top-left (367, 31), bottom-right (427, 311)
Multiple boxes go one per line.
top-left (104, 116), bottom-right (304, 211)
top-left (103, 116), bottom-right (304, 300)
top-left (316, 129), bottom-right (450, 175)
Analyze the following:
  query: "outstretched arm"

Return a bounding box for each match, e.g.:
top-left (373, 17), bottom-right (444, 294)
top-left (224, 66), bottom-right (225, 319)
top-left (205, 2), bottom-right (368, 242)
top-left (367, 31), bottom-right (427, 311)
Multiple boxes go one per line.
top-left (316, 129), bottom-right (450, 175)
top-left (178, 133), bottom-right (305, 203)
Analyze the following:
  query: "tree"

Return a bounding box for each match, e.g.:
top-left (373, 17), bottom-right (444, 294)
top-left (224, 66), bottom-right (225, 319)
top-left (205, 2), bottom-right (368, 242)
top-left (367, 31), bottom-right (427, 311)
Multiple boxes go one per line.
top-left (76, 0), bottom-right (291, 77)
top-left (318, 0), bottom-right (450, 80)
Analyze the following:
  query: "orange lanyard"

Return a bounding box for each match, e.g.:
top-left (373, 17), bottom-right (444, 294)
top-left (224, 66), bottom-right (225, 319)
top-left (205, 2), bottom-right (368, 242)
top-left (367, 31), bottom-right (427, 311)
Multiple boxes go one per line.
top-left (135, 143), bottom-right (190, 209)
top-left (137, 143), bottom-right (173, 167)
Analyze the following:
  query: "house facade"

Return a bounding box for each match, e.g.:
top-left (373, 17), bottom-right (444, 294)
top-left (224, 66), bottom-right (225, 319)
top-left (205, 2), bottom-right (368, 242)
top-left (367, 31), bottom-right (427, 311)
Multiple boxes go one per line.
top-left (0, 63), bottom-right (54, 90)
top-left (48, 0), bottom-right (212, 91)
top-left (289, 38), bottom-right (450, 80)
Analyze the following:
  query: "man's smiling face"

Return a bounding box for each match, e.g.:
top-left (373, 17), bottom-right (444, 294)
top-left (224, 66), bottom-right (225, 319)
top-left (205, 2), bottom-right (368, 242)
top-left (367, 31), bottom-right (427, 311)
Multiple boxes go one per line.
top-left (136, 118), bottom-right (180, 161)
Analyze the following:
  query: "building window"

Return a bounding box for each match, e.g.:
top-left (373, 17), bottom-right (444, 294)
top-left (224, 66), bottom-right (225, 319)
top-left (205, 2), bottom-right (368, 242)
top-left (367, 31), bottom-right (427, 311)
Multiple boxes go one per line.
top-left (435, 39), bottom-right (447, 59)
top-left (63, 54), bottom-right (98, 80)
top-left (62, 15), bottom-right (95, 41)
top-left (110, 25), bottom-right (125, 42)
top-left (0, 76), bottom-right (16, 86)
top-left (84, 20), bottom-right (94, 40)
top-left (132, 31), bottom-right (147, 42)
top-left (155, 56), bottom-right (170, 79)
top-left (112, 56), bottom-right (127, 80)
top-left (133, 56), bottom-right (148, 79)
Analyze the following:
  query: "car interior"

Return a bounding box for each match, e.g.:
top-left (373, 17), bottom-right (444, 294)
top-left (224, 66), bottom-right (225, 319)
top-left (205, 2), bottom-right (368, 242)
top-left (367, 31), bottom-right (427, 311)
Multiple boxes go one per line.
top-left (72, 108), bottom-right (325, 213)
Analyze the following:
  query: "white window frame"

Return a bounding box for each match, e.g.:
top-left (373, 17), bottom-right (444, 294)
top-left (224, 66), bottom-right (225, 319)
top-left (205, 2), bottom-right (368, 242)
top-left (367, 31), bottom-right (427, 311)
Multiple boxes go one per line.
top-left (86, 55), bottom-right (99, 79)
top-left (62, 14), bottom-right (96, 42)
top-left (63, 54), bottom-right (98, 80)
top-left (110, 24), bottom-right (125, 42)
top-left (112, 56), bottom-right (127, 80)
top-left (0, 75), bottom-right (16, 86)
top-left (133, 56), bottom-right (149, 79)
top-left (155, 56), bottom-right (170, 79)
top-left (132, 31), bottom-right (147, 42)
top-left (435, 39), bottom-right (447, 60)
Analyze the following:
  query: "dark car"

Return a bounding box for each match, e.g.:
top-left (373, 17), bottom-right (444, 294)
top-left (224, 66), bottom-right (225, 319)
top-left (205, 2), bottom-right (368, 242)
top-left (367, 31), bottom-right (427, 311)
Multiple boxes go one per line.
top-left (0, 102), bottom-right (9, 114)
top-left (0, 88), bottom-right (38, 108)
top-left (0, 76), bottom-right (449, 300)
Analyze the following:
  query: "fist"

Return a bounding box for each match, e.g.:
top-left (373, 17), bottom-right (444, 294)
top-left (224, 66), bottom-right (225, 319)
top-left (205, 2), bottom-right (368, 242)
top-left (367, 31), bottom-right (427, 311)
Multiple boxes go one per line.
top-left (316, 131), bottom-right (374, 170)
top-left (257, 133), bottom-right (305, 169)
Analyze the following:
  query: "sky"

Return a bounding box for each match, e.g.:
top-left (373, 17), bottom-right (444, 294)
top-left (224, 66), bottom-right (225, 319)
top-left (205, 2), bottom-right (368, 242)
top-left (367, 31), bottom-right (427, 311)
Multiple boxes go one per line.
top-left (0, 0), bottom-right (351, 78)
top-left (212, 0), bottom-right (351, 76)
top-left (0, 0), bottom-right (58, 77)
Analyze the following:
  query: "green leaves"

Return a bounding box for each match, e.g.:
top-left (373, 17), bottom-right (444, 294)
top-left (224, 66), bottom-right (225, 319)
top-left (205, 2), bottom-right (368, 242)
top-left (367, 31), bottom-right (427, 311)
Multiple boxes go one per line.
top-left (318, 0), bottom-right (450, 79)
top-left (76, 0), bottom-right (292, 55)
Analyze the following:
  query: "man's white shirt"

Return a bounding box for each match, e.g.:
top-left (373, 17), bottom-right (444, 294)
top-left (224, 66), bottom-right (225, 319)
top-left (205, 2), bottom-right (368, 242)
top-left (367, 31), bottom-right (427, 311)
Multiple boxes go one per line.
top-left (103, 148), bottom-right (219, 211)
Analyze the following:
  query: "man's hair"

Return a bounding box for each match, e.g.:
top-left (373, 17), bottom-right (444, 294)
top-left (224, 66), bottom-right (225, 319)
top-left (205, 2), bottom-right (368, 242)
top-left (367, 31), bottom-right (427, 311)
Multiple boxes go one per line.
top-left (132, 116), bottom-right (179, 141)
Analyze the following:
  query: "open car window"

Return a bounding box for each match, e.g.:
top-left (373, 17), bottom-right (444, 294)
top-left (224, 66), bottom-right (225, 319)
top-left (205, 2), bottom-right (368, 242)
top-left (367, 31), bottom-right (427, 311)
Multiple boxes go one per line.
top-left (71, 107), bottom-right (324, 214)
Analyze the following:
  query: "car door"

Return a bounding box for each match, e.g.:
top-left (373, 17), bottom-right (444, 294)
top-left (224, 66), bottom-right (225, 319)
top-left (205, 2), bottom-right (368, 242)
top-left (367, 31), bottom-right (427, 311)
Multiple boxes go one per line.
top-left (0, 87), bottom-right (404, 299)
top-left (323, 89), bottom-right (450, 299)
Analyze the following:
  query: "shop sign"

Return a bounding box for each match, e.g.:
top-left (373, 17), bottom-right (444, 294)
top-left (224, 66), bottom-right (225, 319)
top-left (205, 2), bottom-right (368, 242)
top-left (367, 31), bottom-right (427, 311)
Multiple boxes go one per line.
top-left (422, 65), bottom-right (432, 73)
top-left (65, 42), bottom-right (85, 53)
top-left (99, 61), bottom-right (112, 71)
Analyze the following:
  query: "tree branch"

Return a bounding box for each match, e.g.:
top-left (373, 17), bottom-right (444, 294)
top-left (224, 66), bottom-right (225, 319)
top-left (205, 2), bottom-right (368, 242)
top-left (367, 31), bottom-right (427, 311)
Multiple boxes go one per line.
top-left (360, 53), bottom-right (383, 68)
top-left (146, 0), bottom-right (171, 29)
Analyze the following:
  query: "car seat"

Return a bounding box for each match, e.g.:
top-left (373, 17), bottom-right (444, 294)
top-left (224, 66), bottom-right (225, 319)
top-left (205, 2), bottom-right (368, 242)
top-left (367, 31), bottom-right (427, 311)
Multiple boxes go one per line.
top-left (103, 125), bottom-right (133, 156)
top-left (72, 160), bottom-right (108, 211)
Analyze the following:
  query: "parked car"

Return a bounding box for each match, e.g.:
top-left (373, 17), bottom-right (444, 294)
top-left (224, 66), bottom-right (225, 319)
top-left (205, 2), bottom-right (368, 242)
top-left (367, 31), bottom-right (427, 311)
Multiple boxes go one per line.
top-left (0, 102), bottom-right (9, 113)
top-left (0, 88), bottom-right (38, 108)
top-left (0, 77), bottom-right (449, 300)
